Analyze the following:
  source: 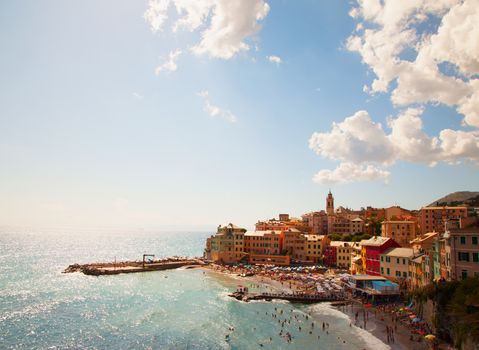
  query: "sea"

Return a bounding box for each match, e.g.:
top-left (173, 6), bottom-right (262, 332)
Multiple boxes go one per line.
top-left (0, 228), bottom-right (391, 350)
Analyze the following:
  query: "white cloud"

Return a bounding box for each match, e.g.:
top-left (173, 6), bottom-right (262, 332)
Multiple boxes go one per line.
top-left (309, 110), bottom-right (395, 165)
top-left (267, 55), bottom-right (282, 65)
top-left (132, 92), bottom-right (144, 99)
top-left (313, 163), bottom-right (391, 185)
top-left (197, 90), bottom-right (237, 123)
top-left (347, 0), bottom-right (479, 127)
top-left (145, 0), bottom-right (270, 60)
top-left (309, 108), bottom-right (479, 184)
top-left (155, 49), bottom-right (182, 75)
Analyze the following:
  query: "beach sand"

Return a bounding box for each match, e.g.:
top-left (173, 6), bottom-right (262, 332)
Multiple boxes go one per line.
top-left (335, 301), bottom-right (431, 350)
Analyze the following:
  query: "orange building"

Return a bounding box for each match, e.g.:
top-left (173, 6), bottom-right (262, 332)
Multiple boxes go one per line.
top-left (420, 206), bottom-right (468, 235)
top-left (244, 230), bottom-right (283, 256)
top-left (381, 220), bottom-right (418, 247)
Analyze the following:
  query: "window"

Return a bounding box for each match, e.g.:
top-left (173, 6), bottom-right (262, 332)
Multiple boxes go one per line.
top-left (403, 258), bottom-right (406, 264)
top-left (458, 252), bottom-right (470, 261)
top-left (460, 236), bottom-right (466, 244)
top-left (473, 253), bottom-right (479, 263)
top-left (381, 267), bottom-right (384, 274)
top-left (381, 256), bottom-right (383, 262)
top-left (403, 272), bottom-right (407, 278)
top-left (461, 270), bottom-right (468, 280)
top-left (387, 268), bottom-right (390, 275)
top-left (397, 258), bottom-right (400, 264)
top-left (396, 270), bottom-right (401, 277)
top-left (472, 236), bottom-right (478, 245)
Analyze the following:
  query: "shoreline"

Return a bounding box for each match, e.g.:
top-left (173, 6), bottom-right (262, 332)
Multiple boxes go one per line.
top-left (202, 265), bottom-right (434, 350)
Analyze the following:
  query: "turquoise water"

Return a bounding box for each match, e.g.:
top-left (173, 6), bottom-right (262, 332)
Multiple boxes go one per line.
top-left (0, 229), bottom-right (390, 349)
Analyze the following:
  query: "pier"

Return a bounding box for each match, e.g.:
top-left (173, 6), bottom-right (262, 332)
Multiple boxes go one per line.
top-left (229, 291), bottom-right (346, 304)
top-left (64, 257), bottom-right (206, 276)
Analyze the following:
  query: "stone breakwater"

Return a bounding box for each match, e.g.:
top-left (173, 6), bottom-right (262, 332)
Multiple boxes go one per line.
top-left (64, 258), bottom-right (206, 276)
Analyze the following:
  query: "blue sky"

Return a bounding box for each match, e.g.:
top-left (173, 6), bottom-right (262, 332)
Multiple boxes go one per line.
top-left (0, 0), bottom-right (477, 229)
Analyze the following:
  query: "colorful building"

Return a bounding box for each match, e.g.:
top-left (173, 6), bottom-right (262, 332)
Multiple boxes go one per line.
top-left (447, 227), bottom-right (479, 280)
top-left (360, 237), bottom-right (400, 276)
top-left (205, 224), bottom-right (247, 264)
top-left (380, 247), bottom-right (414, 281)
top-left (244, 230), bottom-right (283, 256)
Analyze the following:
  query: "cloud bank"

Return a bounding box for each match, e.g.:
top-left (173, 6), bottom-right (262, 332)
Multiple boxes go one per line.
top-left (311, 0), bottom-right (479, 184)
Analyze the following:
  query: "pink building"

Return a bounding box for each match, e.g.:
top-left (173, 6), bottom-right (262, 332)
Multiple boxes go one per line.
top-left (361, 237), bottom-right (400, 276)
top-left (448, 226), bottom-right (479, 280)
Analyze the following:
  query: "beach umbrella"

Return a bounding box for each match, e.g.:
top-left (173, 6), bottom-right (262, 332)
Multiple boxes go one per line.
top-left (409, 315), bottom-right (417, 319)
top-left (412, 318), bottom-right (421, 323)
top-left (425, 334), bottom-right (436, 341)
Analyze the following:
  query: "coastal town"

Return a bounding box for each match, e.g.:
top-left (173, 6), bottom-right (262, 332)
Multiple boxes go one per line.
top-left (203, 191), bottom-right (479, 349)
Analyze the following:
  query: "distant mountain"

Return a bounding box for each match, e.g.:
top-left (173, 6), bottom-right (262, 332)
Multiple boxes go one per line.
top-left (427, 191), bottom-right (479, 207)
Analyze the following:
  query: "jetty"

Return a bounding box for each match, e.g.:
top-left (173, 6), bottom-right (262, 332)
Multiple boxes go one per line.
top-left (228, 291), bottom-right (346, 304)
top-left (64, 256), bottom-right (206, 276)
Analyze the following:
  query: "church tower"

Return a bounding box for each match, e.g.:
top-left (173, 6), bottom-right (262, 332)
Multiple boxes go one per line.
top-left (326, 190), bottom-right (334, 215)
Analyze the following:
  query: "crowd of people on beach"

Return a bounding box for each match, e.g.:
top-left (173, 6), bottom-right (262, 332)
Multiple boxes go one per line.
top-left (208, 263), bottom-right (439, 349)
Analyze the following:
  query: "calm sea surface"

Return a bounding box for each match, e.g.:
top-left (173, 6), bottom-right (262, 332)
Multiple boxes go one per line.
top-left (0, 228), bottom-right (390, 349)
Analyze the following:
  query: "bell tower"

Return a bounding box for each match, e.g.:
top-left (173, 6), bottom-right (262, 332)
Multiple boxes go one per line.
top-left (326, 190), bottom-right (334, 215)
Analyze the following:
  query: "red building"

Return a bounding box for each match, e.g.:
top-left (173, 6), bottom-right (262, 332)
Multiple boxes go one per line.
top-left (324, 245), bottom-right (337, 267)
top-left (361, 237), bottom-right (400, 276)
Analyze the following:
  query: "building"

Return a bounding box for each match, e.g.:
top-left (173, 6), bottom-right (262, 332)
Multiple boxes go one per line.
top-left (381, 220), bottom-right (418, 247)
top-left (385, 206), bottom-right (413, 220)
top-left (282, 228), bottom-right (307, 261)
top-left (244, 230), bottom-right (283, 256)
top-left (447, 227), bottom-right (479, 280)
top-left (420, 206), bottom-right (469, 235)
top-left (323, 244), bottom-right (337, 267)
top-left (329, 241), bottom-right (357, 269)
top-left (302, 211), bottom-right (328, 234)
top-left (380, 247), bottom-right (414, 281)
top-left (351, 218), bottom-right (364, 234)
top-left (205, 224), bottom-right (247, 264)
top-left (360, 237), bottom-right (401, 276)
top-left (409, 253), bottom-right (427, 289)
top-left (326, 190), bottom-right (334, 215)
top-left (364, 207), bottom-right (386, 221)
top-left (304, 235), bottom-right (329, 263)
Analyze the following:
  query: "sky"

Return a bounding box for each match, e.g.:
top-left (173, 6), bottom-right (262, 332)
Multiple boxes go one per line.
top-left (0, 0), bottom-right (478, 230)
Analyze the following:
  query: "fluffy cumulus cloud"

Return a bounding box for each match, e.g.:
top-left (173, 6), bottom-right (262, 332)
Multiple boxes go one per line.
top-left (155, 49), bottom-right (182, 75)
top-left (313, 163), bottom-right (391, 185)
top-left (267, 55), bottom-right (282, 65)
top-left (145, 0), bottom-right (270, 59)
top-left (197, 90), bottom-right (237, 123)
top-left (346, 0), bottom-right (479, 128)
top-left (309, 108), bottom-right (479, 184)
top-left (310, 0), bottom-right (479, 185)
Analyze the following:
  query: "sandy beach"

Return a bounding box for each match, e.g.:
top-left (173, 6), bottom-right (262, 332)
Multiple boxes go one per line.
top-left (204, 264), bottom-right (438, 350)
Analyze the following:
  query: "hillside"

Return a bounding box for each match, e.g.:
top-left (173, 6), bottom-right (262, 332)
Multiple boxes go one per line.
top-left (428, 191), bottom-right (479, 207)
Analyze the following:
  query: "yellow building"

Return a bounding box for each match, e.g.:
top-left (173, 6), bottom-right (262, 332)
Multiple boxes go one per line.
top-left (304, 235), bottom-right (329, 263)
top-left (330, 241), bottom-right (356, 269)
top-left (205, 224), bottom-right (247, 264)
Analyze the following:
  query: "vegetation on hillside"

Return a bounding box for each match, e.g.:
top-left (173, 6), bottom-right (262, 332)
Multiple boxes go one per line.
top-left (410, 278), bottom-right (479, 348)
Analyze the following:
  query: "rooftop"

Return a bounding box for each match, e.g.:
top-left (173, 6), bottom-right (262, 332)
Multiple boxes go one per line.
top-left (245, 230), bottom-right (280, 237)
top-left (360, 236), bottom-right (392, 246)
top-left (381, 247), bottom-right (414, 258)
top-left (349, 274), bottom-right (387, 281)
